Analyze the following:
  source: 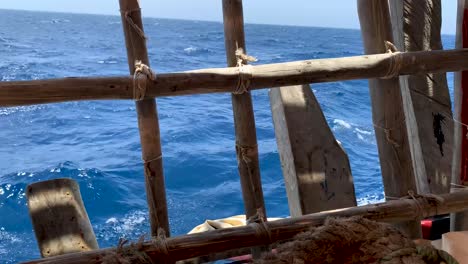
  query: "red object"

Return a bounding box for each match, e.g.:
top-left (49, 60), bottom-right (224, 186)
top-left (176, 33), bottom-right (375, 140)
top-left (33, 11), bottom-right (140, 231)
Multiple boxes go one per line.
top-left (460, 9), bottom-right (468, 184)
top-left (421, 219), bottom-right (433, 239)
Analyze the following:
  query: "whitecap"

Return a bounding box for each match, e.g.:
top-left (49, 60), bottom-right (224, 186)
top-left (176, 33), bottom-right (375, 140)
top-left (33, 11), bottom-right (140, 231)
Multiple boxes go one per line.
top-left (333, 119), bottom-right (352, 129)
top-left (184, 46), bottom-right (198, 54)
top-left (355, 128), bottom-right (372, 135)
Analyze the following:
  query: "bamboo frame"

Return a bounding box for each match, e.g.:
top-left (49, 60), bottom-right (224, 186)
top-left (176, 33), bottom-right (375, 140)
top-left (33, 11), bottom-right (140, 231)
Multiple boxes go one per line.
top-left (2, 49), bottom-right (468, 107)
top-left (119, 0), bottom-right (170, 236)
top-left (22, 190), bottom-right (468, 264)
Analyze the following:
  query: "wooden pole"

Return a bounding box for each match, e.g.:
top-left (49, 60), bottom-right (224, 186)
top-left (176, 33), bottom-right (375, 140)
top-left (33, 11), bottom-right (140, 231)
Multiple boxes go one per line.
top-left (119, 0), bottom-right (170, 236)
top-left (3, 49), bottom-right (468, 107)
top-left (357, 0), bottom-right (421, 238)
top-left (389, 0), bottom-right (453, 195)
top-left (270, 84), bottom-right (356, 216)
top-left (22, 190), bottom-right (468, 264)
top-left (451, 0), bottom-right (468, 231)
top-left (26, 178), bottom-right (98, 258)
top-left (222, 0), bottom-right (266, 220)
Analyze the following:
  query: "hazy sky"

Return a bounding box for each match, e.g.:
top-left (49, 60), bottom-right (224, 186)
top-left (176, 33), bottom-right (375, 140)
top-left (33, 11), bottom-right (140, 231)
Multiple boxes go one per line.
top-left (0, 0), bottom-right (458, 34)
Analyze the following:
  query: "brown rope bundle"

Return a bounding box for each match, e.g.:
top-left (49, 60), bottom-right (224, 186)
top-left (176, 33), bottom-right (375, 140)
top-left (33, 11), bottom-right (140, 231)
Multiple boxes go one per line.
top-left (254, 216), bottom-right (457, 264)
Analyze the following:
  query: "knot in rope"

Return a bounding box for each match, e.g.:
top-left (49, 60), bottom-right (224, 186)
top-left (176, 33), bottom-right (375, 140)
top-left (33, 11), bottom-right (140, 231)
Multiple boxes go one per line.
top-left (247, 208), bottom-right (272, 246)
top-left (382, 41), bottom-right (403, 79)
top-left (133, 61), bottom-right (156, 101)
top-left (233, 48), bottom-right (257, 95)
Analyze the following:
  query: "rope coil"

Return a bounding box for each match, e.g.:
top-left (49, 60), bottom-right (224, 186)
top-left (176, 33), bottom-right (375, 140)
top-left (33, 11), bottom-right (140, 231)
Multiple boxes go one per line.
top-left (133, 61), bottom-right (156, 101)
top-left (233, 48), bottom-right (257, 95)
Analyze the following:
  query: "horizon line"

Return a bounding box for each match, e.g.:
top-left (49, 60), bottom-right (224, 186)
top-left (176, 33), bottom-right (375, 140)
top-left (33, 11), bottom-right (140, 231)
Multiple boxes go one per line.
top-left (0, 7), bottom-right (456, 36)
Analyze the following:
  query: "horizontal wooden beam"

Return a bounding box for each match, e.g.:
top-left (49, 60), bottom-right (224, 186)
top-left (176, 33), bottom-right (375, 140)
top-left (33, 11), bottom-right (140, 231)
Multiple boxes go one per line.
top-left (22, 190), bottom-right (468, 264)
top-left (2, 48), bottom-right (468, 107)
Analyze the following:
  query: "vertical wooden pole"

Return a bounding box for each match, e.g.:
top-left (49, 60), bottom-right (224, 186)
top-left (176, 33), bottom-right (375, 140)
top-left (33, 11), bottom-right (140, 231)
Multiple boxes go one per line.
top-left (452, 0), bottom-right (468, 231)
top-left (119, 0), bottom-right (170, 236)
top-left (222, 0), bottom-right (266, 220)
top-left (27, 178), bottom-right (98, 258)
top-left (270, 84), bottom-right (356, 217)
top-left (357, 0), bottom-right (421, 238)
top-left (389, 0), bottom-right (453, 195)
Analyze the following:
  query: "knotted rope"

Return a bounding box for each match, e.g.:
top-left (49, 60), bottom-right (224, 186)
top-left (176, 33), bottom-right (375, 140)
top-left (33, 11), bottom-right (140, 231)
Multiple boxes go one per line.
top-left (247, 209), bottom-right (272, 246)
top-left (385, 190), bottom-right (445, 219)
top-left (133, 60), bottom-right (156, 101)
top-left (373, 117), bottom-right (406, 148)
top-left (383, 41), bottom-right (403, 79)
top-left (233, 48), bottom-right (257, 95)
top-left (153, 228), bottom-right (171, 264)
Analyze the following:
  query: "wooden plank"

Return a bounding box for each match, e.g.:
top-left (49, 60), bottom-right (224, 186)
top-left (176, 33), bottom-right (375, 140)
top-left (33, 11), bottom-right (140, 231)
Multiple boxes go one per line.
top-left (26, 178), bottom-right (98, 257)
top-left (389, 0), bottom-right (453, 195)
top-left (3, 49), bottom-right (468, 107)
top-left (357, 0), bottom-right (421, 238)
top-left (270, 84), bottom-right (356, 216)
top-left (222, 0), bottom-right (266, 220)
top-left (22, 190), bottom-right (468, 264)
top-left (119, 0), bottom-right (169, 236)
top-left (452, 0), bottom-right (468, 231)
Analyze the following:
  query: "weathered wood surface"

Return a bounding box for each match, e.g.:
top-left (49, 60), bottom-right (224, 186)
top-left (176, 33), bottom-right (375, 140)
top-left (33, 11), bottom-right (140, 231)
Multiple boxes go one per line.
top-left (119, 0), bottom-right (169, 236)
top-left (452, 0), bottom-right (468, 232)
top-left (22, 190), bottom-right (468, 264)
top-left (389, 0), bottom-right (453, 195)
top-left (26, 178), bottom-right (98, 257)
top-left (3, 49), bottom-right (468, 107)
top-left (223, 0), bottom-right (266, 220)
top-left (270, 84), bottom-right (356, 216)
top-left (358, 0), bottom-right (421, 238)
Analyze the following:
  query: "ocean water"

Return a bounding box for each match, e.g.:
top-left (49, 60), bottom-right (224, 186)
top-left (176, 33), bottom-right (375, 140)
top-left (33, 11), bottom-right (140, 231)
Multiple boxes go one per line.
top-left (0, 9), bottom-right (456, 263)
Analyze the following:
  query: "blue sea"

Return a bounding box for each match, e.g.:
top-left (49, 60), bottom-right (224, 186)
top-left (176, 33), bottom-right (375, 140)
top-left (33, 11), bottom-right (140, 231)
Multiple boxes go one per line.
top-left (0, 9), bottom-right (456, 263)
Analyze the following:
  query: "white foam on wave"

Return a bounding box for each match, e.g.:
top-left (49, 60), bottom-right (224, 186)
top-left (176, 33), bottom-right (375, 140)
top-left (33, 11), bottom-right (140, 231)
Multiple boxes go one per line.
top-left (183, 46), bottom-right (198, 54)
top-left (355, 128), bottom-right (372, 135)
top-left (333, 119), bottom-right (352, 129)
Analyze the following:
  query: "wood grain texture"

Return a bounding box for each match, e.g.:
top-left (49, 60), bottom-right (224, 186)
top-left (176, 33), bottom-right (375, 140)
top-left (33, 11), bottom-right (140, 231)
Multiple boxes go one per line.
top-left (2, 49), bottom-right (468, 107)
top-left (119, 0), bottom-right (169, 236)
top-left (358, 0), bottom-right (421, 238)
top-left (22, 190), bottom-right (468, 264)
top-left (389, 0), bottom-right (453, 195)
top-left (270, 84), bottom-right (356, 216)
top-left (222, 0), bottom-right (266, 220)
top-left (26, 178), bottom-right (98, 258)
top-left (451, 0), bottom-right (468, 232)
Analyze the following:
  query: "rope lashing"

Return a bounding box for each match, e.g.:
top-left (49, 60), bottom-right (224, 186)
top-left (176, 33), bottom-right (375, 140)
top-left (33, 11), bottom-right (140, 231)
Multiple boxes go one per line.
top-left (382, 41), bottom-right (403, 79)
top-left (123, 8), bottom-right (147, 40)
top-left (233, 48), bottom-right (257, 95)
top-left (247, 208), bottom-right (272, 245)
top-left (386, 190), bottom-right (445, 219)
top-left (133, 60), bottom-right (156, 101)
top-left (153, 228), bottom-right (171, 264)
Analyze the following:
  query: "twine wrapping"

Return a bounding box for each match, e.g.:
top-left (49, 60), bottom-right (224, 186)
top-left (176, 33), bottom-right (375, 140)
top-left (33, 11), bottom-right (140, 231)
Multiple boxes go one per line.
top-left (382, 41), bottom-right (403, 79)
top-left (386, 190), bottom-right (445, 220)
top-left (153, 228), bottom-right (171, 264)
top-left (233, 48), bottom-right (257, 95)
top-left (122, 8), bottom-right (147, 40)
top-left (248, 209), bottom-right (272, 246)
top-left (133, 61), bottom-right (156, 101)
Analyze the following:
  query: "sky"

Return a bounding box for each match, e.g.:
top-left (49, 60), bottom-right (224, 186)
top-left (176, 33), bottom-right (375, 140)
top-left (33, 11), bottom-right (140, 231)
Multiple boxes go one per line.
top-left (0, 0), bottom-right (458, 34)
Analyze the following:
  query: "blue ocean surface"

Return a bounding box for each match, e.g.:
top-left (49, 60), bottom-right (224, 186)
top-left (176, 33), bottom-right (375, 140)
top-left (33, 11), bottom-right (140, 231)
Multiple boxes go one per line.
top-left (0, 9), bottom-right (456, 263)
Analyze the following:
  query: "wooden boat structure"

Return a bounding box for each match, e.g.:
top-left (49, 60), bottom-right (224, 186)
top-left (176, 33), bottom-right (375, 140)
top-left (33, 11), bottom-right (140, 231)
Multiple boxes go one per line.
top-left (6, 0), bottom-right (468, 262)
